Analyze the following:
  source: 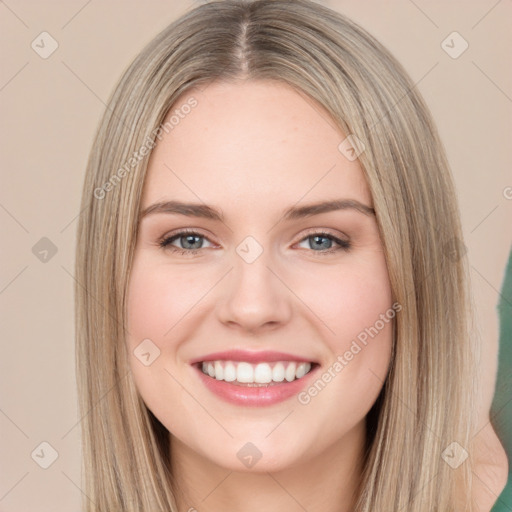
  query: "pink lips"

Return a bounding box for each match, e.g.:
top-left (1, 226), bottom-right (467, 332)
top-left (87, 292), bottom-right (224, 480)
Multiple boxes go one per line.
top-left (191, 349), bottom-right (319, 407)
top-left (190, 349), bottom-right (317, 365)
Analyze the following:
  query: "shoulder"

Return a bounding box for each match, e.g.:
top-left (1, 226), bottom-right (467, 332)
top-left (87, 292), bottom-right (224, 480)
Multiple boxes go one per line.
top-left (471, 421), bottom-right (509, 511)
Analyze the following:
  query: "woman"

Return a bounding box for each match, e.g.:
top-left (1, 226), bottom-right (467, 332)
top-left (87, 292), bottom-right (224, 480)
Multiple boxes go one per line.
top-left (74, 0), bottom-right (507, 510)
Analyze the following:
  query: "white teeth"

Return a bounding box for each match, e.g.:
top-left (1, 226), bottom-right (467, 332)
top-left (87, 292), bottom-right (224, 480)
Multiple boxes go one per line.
top-left (285, 363), bottom-right (296, 382)
top-left (237, 362), bottom-right (254, 383)
top-left (224, 362), bottom-right (236, 382)
top-left (214, 361), bottom-right (223, 380)
top-left (296, 362), bottom-right (311, 379)
top-left (199, 360), bottom-right (313, 384)
top-left (272, 362), bottom-right (285, 382)
top-left (254, 363), bottom-right (272, 383)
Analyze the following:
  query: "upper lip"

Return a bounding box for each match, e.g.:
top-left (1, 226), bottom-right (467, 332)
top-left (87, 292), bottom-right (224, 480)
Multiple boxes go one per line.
top-left (190, 349), bottom-right (318, 365)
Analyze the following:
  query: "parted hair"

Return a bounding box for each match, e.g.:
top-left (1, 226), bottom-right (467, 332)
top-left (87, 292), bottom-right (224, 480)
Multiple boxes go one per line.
top-left (75, 1), bottom-right (476, 510)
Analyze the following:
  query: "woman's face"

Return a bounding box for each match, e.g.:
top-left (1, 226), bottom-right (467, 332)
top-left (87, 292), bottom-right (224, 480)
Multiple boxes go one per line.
top-left (126, 80), bottom-right (393, 472)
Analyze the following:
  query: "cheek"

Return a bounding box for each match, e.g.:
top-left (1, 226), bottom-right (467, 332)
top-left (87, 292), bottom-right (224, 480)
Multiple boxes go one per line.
top-left (126, 259), bottom-right (204, 350)
top-left (296, 253), bottom-right (393, 410)
top-left (300, 254), bottom-right (393, 349)
top-left (125, 259), bottom-right (191, 427)
top-left (125, 257), bottom-right (218, 413)
top-left (126, 272), bottom-right (167, 354)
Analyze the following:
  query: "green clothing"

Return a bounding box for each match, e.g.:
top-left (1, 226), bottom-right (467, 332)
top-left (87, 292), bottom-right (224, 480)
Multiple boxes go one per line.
top-left (491, 246), bottom-right (512, 511)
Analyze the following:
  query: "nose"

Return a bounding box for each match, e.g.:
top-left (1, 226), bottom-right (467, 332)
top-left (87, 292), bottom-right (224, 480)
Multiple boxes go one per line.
top-left (216, 244), bottom-right (293, 335)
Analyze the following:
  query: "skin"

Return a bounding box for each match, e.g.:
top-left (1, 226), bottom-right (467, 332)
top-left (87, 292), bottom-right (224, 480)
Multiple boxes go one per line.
top-left (126, 80), bottom-right (393, 512)
top-left (471, 301), bottom-right (509, 510)
top-left (471, 422), bottom-right (508, 511)
top-left (124, 79), bottom-right (508, 510)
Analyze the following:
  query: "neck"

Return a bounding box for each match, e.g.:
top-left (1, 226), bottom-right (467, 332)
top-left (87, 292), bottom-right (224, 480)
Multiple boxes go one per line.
top-left (170, 421), bottom-right (366, 512)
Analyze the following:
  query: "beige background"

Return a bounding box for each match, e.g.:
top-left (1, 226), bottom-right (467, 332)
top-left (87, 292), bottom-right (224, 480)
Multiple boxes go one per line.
top-left (0, 0), bottom-right (510, 510)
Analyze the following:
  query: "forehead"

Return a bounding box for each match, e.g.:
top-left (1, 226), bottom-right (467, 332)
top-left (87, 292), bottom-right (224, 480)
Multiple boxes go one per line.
top-left (142, 80), bottom-right (371, 212)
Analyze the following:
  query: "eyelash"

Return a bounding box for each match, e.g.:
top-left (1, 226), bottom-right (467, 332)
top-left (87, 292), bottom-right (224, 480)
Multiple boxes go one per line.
top-left (157, 228), bottom-right (351, 257)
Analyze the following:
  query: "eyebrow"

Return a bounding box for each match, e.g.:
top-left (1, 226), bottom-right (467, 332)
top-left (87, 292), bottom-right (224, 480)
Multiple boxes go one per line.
top-left (139, 199), bottom-right (375, 222)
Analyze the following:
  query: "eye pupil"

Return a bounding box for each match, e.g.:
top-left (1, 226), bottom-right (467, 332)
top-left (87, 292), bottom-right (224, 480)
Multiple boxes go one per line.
top-left (311, 235), bottom-right (331, 250)
top-left (183, 234), bottom-right (202, 249)
top-left (161, 230), bottom-right (349, 255)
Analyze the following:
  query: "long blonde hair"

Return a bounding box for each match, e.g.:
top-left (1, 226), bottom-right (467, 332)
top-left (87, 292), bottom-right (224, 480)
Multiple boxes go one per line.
top-left (75, 1), bottom-right (476, 509)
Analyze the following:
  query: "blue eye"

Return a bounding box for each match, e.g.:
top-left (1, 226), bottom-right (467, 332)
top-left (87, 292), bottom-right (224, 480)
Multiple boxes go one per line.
top-left (297, 233), bottom-right (351, 254)
top-left (158, 229), bottom-right (212, 255)
top-left (158, 229), bottom-right (351, 256)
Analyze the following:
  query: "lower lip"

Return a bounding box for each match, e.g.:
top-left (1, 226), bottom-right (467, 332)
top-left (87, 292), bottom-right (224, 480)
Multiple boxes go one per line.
top-left (194, 364), bottom-right (319, 407)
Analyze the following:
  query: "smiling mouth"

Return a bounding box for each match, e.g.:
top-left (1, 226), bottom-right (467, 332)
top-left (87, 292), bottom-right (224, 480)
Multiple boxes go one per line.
top-left (196, 360), bottom-right (318, 387)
